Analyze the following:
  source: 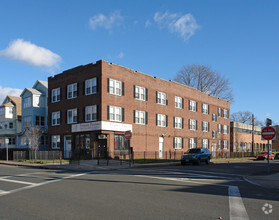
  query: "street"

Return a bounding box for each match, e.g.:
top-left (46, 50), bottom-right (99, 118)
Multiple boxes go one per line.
top-left (0, 161), bottom-right (278, 219)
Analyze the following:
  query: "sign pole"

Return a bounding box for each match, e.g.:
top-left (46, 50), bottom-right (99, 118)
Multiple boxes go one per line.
top-left (5, 138), bottom-right (9, 161)
top-left (267, 139), bottom-right (270, 174)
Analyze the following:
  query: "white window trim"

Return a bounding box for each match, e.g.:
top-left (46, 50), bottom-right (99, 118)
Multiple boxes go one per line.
top-left (157, 91), bottom-right (166, 105)
top-left (223, 125), bottom-right (228, 134)
top-left (109, 79), bottom-right (122, 96)
top-left (175, 96), bottom-right (182, 109)
top-left (52, 135), bottom-right (60, 149)
top-left (135, 86), bottom-right (146, 101)
top-left (157, 114), bottom-right (166, 127)
top-left (67, 83), bottom-right (77, 99)
top-left (202, 121), bottom-right (209, 132)
top-left (67, 109), bottom-right (78, 124)
top-left (202, 104), bottom-right (209, 114)
top-left (135, 110), bottom-right (146, 125)
top-left (85, 78), bottom-right (97, 95)
top-left (174, 137), bottom-right (182, 149)
top-left (85, 105), bottom-right (97, 122)
top-left (189, 138), bottom-right (197, 149)
top-left (52, 88), bottom-right (61, 103)
top-left (189, 100), bottom-right (197, 112)
top-left (202, 139), bottom-right (209, 148)
top-left (109, 106), bottom-right (122, 122)
top-left (223, 109), bottom-right (228, 118)
top-left (189, 119), bottom-right (197, 131)
top-left (174, 117), bottom-right (182, 129)
top-left (52, 111), bottom-right (60, 126)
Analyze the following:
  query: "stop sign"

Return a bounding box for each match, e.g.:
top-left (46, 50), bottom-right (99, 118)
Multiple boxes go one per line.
top-left (261, 127), bottom-right (276, 140)
top-left (124, 130), bottom-right (132, 140)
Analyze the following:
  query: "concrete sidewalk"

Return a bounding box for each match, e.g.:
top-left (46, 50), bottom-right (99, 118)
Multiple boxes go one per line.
top-left (245, 173), bottom-right (279, 190)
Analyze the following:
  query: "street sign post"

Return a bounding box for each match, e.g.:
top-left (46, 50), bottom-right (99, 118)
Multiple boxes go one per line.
top-left (5, 138), bottom-right (9, 161)
top-left (124, 130), bottom-right (132, 167)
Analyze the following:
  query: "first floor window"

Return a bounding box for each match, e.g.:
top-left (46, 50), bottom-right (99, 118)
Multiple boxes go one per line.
top-left (157, 114), bottom-right (166, 127)
top-left (52, 135), bottom-right (60, 149)
top-left (109, 106), bottom-right (122, 122)
top-left (174, 117), bottom-right (182, 129)
top-left (189, 138), bottom-right (197, 149)
top-left (202, 139), bottom-right (209, 148)
top-left (218, 140), bottom-right (221, 149)
top-left (52, 112), bottom-right (60, 126)
top-left (174, 137), bottom-right (183, 149)
top-left (8, 137), bottom-right (16, 145)
top-left (85, 105), bottom-right (97, 122)
top-left (134, 110), bottom-right (146, 125)
top-left (21, 137), bottom-right (28, 146)
top-left (67, 109), bottom-right (78, 124)
top-left (223, 140), bottom-right (228, 149)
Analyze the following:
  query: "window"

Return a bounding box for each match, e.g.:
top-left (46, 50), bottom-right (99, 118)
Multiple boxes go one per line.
top-left (35, 116), bottom-right (45, 126)
top-left (218, 140), bottom-right (221, 149)
top-left (52, 112), bottom-right (60, 126)
top-left (23, 97), bottom-right (32, 108)
top-left (85, 105), bottom-right (97, 122)
top-left (189, 100), bottom-right (197, 112)
top-left (52, 135), bottom-right (60, 149)
top-left (223, 140), bottom-right (228, 149)
top-left (8, 137), bottom-right (15, 145)
top-left (33, 95), bottom-right (40, 107)
top-left (23, 116), bottom-right (32, 128)
top-left (9, 122), bottom-right (13, 129)
top-left (9, 107), bottom-right (13, 114)
top-left (223, 125), bottom-right (228, 134)
top-left (157, 114), bottom-right (166, 127)
top-left (202, 139), bottom-right (209, 148)
top-left (175, 96), bottom-right (182, 109)
top-left (109, 78), bottom-right (122, 96)
top-left (212, 130), bottom-right (216, 139)
top-left (218, 124), bottom-right (222, 134)
top-left (52, 88), bottom-right (60, 103)
top-left (67, 109), bottom-right (78, 124)
top-left (0, 108), bottom-right (4, 116)
top-left (134, 110), bottom-right (146, 125)
top-left (67, 83), bottom-right (77, 99)
top-left (21, 137), bottom-right (28, 146)
top-left (202, 121), bottom-right (209, 132)
top-left (218, 108), bottom-right (222, 117)
top-left (189, 138), bottom-right (197, 149)
top-left (156, 91), bottom-right (166, 105)
top-left (40, 136), bottom-right (47, 145)
top-left (202, 104), bottom-right (209, 114)
top-left (189, 119), bottom-right (197, 131)
top-left (134, 86), bottom-right (146, 101)
top-left (212, 114), bottom-right (217, 122)
top-left (85, 78), bottom-right (97, 95)
top-left (174, 117), bottom-right (182, 129)
top-left (174, 137), bottom-right (183, 149)
top-left (109, 106), bottom-right (122, 122)
top-left (223, 109), bottom-right (228, 118)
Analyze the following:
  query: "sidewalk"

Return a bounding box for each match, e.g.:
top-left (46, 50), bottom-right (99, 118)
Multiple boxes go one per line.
top-left (244, 173), bottom-right (279, 190)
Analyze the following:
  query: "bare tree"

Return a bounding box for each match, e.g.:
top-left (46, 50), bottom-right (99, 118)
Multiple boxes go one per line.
top-left (231, 111), bottom-right (264, 126)
top-left (174, 64), bottom-right (233, 102)
top-left (24, 126), bottom-right (43, 160)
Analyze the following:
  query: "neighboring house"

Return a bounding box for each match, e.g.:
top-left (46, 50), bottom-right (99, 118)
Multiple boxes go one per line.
top-left (48, 60), bottom-right (230, 159)
top-left (230, 121), bottom-right (269, 153)
top-left (0, 96), bottom-right (22, 149)
top-left (19, 80), bottom-right (48, 150)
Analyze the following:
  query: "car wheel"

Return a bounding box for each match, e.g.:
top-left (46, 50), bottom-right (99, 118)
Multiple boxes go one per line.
top-left (196, 158), bottom-right (201, 165)
top-left (205, 158), bottom-right (210, 164)
top-left (181, 161), bottom-right (186, 165)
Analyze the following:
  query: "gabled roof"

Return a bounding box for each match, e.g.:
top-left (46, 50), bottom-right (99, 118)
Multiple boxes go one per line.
top-left (33, 80), bottom-right (48, 89)
top-left (20, 88), bottom-right (42, 97)
top-left (1, 96), bottom-right (21, 116)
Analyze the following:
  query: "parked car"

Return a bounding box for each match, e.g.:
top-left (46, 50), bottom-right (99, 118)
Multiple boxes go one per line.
top-left (256, 152), bottom-right (274, 160)
top-left (181, 148), bottom-right (211, 165)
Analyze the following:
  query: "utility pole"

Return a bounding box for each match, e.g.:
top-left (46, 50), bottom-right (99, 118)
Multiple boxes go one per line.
top-left (252, 114), bottom-right (255, 156)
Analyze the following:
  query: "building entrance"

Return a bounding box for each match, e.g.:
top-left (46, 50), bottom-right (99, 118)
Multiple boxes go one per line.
top-left (98, 139), bottom-right (107, 158)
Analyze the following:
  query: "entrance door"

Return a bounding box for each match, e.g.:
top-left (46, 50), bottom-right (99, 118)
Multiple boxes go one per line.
top-left (211, 144), bottom-right (216, 158)
top-left (159, 137), bottom-right (164, 159)
top-left (64, 136), bottom-right (72, 159)
top-left (98, 139), bottom-right (107, 158)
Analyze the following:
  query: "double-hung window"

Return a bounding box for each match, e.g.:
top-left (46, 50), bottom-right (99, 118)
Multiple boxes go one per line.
top-left (23, 116), bottom-right (32, 128)
top-left (157, 114), bottom-right (166, 127)
top-left (223, 125), bottom-right (228, 134)
top-left (189, 119), bottom-right (197, 131)
top-left (85, 78), bottom-right (97, 95)
top-left (202, 139), bottom-right (209, 148)
top-left (189, 100), bottom-right (197, 112)
top-left (202, 121), bottom-right (209, 132)
top-left (135, 110), bottom-right (146, 125)
top-left (218, 140), bottom-right (222, 149)
top-left (189, 138), bottom-right (197, 149)
top-left (156, 92), bottom-right (166, 105)
top-left (223, 109), bottom-right (228, 118)
top-left (175, 96), bottom-right (182, 109)
top-left (67, 83), bottom-right (77, 99)
top-left (52, 112), bottom-right (60, 126)
top-left (85, 105), bottom-right (97, 122)
top-left (52, 135), bottom-right (60, 149)
top-left (218, 108), bottom-right (222, 117)
top-left (109, 106), bottom-right (122, 122)
top-left (212, 114), bottom-right (217, 122)
top-left (23, 97), bottom-right (32, 108)
top-left (67, 109), bottom-right (77, 124)
top-left (174, 117), bottom-right (182, 129)
top-left (223, 140), bottom-right (228, 149)
top-left (135, 86), bottom-right (146, 101)
top-left (52, 88), bottom-right (60, 103)
top-left (35, 116), bottom-right (45, 126)
top-left (212, 130), bottom-right (216, 139)
top-left (109, 79), bottom-right (122, 96)
top-left (174, 137), bottom-right (182, 149)
top-left (202, 104), bottom-right (209, 114)
top-left (218, 124), bottom-right (222, 134)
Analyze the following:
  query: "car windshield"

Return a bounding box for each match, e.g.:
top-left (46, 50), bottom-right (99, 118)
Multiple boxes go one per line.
top-left (186, 149), bottom-right (200, 154)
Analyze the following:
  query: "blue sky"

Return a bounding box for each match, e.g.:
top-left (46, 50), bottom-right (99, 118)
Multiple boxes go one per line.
top-left (0, 0), bottom-right (278, 124)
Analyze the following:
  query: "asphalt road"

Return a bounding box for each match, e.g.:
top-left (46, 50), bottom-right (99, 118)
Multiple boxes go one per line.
top-left (0, 161), bottom-right (278, 220)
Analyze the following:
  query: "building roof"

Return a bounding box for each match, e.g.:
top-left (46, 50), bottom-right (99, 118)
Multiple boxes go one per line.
top-left (33, 80), bottom-right (48, 89)
top-left (1, 96), bottom-right (22, 116)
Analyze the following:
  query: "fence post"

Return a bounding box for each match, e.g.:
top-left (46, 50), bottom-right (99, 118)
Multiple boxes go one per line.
top-left (155, 151), bottom-right (157, 161)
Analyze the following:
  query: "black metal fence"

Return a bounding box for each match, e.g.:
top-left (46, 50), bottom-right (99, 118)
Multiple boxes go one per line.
top-left (13, 151), bottom-right (61, 161)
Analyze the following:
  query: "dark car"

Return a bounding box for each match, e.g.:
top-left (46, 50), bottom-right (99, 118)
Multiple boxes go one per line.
top-left (181, 148), bottom-right (211, 165)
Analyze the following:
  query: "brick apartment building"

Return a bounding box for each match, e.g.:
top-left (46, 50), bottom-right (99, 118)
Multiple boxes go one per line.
top-left (48, 60), bottom-right (230, 159)
top-left (230, 121), bottom-right (270, 153)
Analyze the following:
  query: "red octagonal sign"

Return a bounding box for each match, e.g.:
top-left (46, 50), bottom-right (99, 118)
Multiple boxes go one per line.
top-left (262, 127), bottom-right (276, 140)
top-left (124, 130), bottom-right (132, 140)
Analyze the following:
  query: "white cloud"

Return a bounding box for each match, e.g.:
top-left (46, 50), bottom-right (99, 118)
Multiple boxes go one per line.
top-left (0, 39), bottom-right (61, 67)
top-left (116, 52), bottom-right (124, 59)
top-left (0, 86), bottom-right (22, 104)
top-left (154, 11), bottom-right (200, 41)
top-left (89, 11), bottom-right (124, 30)
top-left (145, 20), bottom-right (151, 28)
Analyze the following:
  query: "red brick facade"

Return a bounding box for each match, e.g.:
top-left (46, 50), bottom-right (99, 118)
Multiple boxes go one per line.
top-left (48, 60), bottom-right (230, 158)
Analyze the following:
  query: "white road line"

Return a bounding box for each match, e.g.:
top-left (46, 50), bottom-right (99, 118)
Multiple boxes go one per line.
top-left (229, 186), bottom-right (249, 220)
top-left (0, 178), bottom-right (35, 185)
top-left (0, 190), bottom-right (9, 196)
